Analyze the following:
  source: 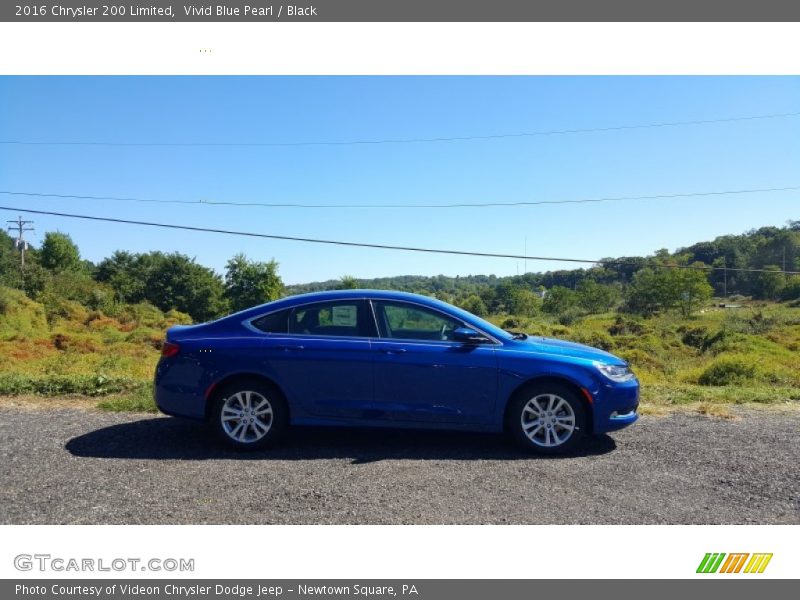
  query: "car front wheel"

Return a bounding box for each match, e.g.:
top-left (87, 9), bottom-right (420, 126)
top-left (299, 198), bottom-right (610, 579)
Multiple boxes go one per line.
top-left (507, 383), bottom-right (587, 454)
top-left (211, 380), bottom-right (287, 450)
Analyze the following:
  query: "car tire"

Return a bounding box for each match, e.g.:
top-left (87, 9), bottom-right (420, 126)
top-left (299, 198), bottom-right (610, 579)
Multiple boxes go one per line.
top-left (506, 383), bottom-right (587, 455)
top-left (211, 379), bottom-right (288, 450)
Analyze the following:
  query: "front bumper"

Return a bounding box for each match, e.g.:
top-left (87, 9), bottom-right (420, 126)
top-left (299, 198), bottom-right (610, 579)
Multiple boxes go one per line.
top-left (592, 378), bottom-right (640, 434)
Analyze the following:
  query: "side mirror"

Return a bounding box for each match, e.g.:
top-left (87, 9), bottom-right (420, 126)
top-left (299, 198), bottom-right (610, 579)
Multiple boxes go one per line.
top-left (452, 327), bottom-right (488, 344)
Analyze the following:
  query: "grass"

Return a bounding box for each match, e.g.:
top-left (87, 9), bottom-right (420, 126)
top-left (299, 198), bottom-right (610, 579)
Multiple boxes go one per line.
top-left (1, 285), bottom-right (799, 415)
top-left (96, 387), bottom-right (158, 413)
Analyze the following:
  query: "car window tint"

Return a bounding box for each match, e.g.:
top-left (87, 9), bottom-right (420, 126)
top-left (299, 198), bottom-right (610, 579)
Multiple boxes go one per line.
top-left (289, 302), bottom-right (364, 337)
top-left (376, 302), bottom-right (461, 341)
top-left (250, 309), bottom-right (290, 333)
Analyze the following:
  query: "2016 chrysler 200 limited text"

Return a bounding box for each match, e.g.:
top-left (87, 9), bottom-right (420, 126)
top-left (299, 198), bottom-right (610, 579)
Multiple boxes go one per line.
top-left (155, 290), bottom-right (639, 454)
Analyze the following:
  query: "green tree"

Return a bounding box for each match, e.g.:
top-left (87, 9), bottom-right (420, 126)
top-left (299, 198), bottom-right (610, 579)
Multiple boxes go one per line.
top-left (780, 276), bottom-right (800, 301)
top-left (507, 288), bottom-right (541, 317)
top-left (336, 275), bottom-right (359, 290)
top-left (40, 232), bottom-right (81, 273)
top-left (460, 294), bottom-right (488, 317)
top-left (625, 269), bottom-right (667, 316)
top-left (751, 265), bottom-right (785, 300)
top-left (672, 265), bottom-right (714, 317)
top-left (626, 266), bottom-right (712, 317)
top-left (94, 251), bottom-right (144, 303)
top-left (542, 286), bottom-right (578, 314)
top-left (576, 279), bottom-right (618, 314)
top-left (224, 254), bottom-right (284, 312)
top-left (96, 251), bottom-right (227, 321)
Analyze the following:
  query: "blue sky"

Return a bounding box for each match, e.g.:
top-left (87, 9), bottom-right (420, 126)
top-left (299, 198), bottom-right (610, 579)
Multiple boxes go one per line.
top-left (0, 76), bottom-right (798, 284)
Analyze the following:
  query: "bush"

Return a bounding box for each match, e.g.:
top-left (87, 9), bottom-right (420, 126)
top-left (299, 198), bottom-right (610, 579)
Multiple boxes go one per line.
top-left (608, 315), bottom-right (648, 337)
top-left (117, 302), bottom-right (169, 329)
top-left (125, 327), bottom-right (164, 349)
top-left (43, 298), bottom-right (89, 326)
top-left (163, 309), bottom-right (193, 327)
top-left (570, 330), bottom-right (615, 351)
top-left (680, 326), bottom-right (709, 349)
top-left (460, 295), bottom-right (488, 317)
top-left (0, 286), bottom-right (49, 341)
top-left (698, 357), bottom-right (757, 386)
top-left (618, 349), bottom-right (665, 371)
top-left (557, 307), bottom-right (584, 326)
top-left (780, 279), bottom-right (800, 301)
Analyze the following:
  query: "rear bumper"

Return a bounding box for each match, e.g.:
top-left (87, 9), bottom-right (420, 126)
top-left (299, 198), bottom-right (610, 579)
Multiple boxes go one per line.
top-left (154, 360), bottom-right (207, 420)
top-left (155, 386), bottom-right (206, 420)
top-left (592, 379), bottom-right (640, 434)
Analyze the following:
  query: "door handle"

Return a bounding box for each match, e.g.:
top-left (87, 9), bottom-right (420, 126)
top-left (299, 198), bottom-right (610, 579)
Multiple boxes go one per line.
top-left (382, 348), bottom-right (407, 355)
top-left (276, 345), bottom-right (305, 352)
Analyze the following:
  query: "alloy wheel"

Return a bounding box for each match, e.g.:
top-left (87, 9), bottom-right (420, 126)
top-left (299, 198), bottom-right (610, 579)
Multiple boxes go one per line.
top-left (520, 393), bottom-right (576, 448)
top-left (220, 390), bottom-right (274, 444)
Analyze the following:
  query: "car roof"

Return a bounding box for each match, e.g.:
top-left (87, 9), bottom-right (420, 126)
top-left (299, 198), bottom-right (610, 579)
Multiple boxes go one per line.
top-left (268, 289), bottom-right (439, 307)
top-left (225, 289), bottom-right (445, 320)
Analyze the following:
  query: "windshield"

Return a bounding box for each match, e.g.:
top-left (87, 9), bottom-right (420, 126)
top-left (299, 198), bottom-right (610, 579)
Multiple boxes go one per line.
top-left (435, 302), bottom-right (514, 341)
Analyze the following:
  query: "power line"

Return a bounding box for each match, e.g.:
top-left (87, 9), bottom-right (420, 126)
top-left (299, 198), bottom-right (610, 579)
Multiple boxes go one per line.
top-left (1, 184), bottom-right (799, 210)
top-left (2, 111), bottom-right (799, 148)
top-left (1, 205), bottom-right (797, 275)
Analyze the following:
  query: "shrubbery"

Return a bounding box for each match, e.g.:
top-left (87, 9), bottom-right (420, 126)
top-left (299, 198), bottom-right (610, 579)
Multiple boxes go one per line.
top-left (698, 357), bottom-right (758, 386)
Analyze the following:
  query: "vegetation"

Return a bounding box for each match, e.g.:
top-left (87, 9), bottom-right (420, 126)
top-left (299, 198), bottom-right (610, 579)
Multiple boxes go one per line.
top-left (0, 221), bottom-right (798, 415)
top-left (224, 254), bottom-right (283, 313)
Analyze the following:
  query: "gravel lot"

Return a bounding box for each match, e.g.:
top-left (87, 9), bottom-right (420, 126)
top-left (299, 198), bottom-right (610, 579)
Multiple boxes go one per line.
top-left (0, 404), bottom-right (798, 524)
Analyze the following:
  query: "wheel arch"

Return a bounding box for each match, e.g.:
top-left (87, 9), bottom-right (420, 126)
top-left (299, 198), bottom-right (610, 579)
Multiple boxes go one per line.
top-left (204, 372), bottom-right (289, 421)
top-left (503, 375), bottom-right (594, 434)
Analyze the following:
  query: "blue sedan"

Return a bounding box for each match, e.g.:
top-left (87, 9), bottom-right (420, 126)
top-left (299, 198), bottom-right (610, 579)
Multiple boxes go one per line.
top-left (155, 290), bottom-right (639, 454)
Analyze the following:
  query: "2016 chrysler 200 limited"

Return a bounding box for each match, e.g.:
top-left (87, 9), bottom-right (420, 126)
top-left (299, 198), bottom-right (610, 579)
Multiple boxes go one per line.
top-left (155, 290), bottom-right (639, 454)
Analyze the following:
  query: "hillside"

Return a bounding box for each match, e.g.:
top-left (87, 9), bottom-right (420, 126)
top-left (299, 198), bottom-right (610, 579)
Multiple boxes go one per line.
top-left (0, 221), bottom-right (798, 415)
top-left (1, 283), bottom-right (798, 415)
top-left (0, 286), bottom-right (190, 410)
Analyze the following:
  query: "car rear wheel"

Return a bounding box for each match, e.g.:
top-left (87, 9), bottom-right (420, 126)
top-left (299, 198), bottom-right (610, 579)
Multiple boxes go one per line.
top-left (211, 380), bottom-right (287, 450)
top-left (507, 383), bottom-right (587, 454)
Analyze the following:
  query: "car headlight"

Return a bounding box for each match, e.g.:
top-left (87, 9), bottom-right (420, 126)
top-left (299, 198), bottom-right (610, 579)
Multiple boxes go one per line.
top-left (596, 363), bottom-right (635, 382)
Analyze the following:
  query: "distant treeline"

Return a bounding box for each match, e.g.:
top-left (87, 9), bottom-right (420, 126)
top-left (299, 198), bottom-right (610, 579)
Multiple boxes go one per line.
top-left (287, 221), bottom-right (800, 313)
top-left (1, 222), bottom-right (798, 323)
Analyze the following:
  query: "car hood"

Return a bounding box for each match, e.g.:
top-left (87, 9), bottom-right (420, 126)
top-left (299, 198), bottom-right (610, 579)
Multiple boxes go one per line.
top-left (517, 336), bottom-right (625, 365)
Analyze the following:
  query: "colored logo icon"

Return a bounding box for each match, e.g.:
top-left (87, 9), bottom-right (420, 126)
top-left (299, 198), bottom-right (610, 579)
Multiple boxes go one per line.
top-left (697, 553), bottom-right (773, 574)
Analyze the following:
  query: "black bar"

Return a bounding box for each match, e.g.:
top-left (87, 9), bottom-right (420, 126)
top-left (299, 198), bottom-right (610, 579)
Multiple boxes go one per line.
top-left (3, 580), bottom-right (799, 600)
top-left (3, 0), bottom-right (800, 22)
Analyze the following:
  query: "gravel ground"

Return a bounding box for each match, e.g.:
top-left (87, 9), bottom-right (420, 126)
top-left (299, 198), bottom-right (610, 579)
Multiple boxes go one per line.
top-left (0, 404), bottom-right (798, 524)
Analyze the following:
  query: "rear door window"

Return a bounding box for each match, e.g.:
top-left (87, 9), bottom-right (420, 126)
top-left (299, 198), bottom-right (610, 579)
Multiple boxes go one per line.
top-left (289, 300), bottom-right (374, 337)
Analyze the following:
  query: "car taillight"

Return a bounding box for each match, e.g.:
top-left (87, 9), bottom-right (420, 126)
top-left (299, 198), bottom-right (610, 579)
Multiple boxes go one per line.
top-left (161, 341), bottom-right (180, 358)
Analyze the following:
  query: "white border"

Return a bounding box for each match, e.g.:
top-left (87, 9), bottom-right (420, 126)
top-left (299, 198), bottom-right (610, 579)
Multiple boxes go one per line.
top-left (1, 23), bottom-right (800, 74)
top-left (0, 525), bottom-right (796, 579)
top-left (1, 19), bottom-right (798, 582)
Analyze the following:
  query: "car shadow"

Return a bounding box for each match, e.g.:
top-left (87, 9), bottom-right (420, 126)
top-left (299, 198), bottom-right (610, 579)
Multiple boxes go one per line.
top-left (65, 417), bottom-right (616, 463)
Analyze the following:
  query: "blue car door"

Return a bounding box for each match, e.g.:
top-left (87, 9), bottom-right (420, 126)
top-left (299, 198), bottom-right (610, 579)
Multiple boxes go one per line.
top-left (371, 300), bottom-right (497, 424)
top-left (256, 299), bottom-right (375, 420)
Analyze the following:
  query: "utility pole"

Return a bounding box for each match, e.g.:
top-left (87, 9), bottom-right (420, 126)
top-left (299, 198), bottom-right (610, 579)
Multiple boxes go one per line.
top-left (783, 245), bottom-right (788, 283)
top-left (723, 256), bottom-right (727, 300)
top-left (7, 216), bottom-right (34, 267)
